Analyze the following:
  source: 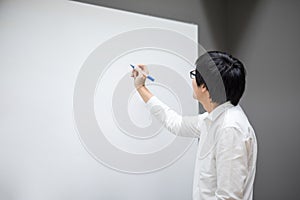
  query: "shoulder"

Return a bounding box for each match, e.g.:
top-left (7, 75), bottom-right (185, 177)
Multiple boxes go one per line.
top-left (220, 104), bottom-right (255, 138)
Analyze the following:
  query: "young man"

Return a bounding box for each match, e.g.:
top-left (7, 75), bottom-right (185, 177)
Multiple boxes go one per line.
top-left (131, 51), bottom-right (257, 200)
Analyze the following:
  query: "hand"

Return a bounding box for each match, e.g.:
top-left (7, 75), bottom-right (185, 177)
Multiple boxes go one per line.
top-left (131, 64), bottom-right (149, 89)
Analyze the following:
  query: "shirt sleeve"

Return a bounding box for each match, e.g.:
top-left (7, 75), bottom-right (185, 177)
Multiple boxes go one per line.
top-left (215, 127), bottom-right (249, 200)
top-left (145, 96), bottom-right (204, 138)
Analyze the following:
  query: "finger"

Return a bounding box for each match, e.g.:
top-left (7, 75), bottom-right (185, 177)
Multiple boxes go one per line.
top-left (138, 64), bottom-right (149, 74)
top-left (133, 70), bottom-right (138, 78)
top-left (138, 71), bottom-right (146, 78)
top-left (137, 64), bottom-right (146, 70)
top-left (135, 67), bottom-right (144, 75)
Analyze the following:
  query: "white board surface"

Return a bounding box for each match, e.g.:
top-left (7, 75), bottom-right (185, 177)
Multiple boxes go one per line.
top-left (0, 0), bottom-right (199, 199)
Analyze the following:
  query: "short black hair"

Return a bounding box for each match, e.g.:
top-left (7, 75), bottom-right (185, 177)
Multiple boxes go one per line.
top-left (195, 51), bottom-right (246, 106)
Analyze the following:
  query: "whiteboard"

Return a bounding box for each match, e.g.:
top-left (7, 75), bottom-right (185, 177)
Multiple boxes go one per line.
top-left (0, 0), bottom-right (199, 199)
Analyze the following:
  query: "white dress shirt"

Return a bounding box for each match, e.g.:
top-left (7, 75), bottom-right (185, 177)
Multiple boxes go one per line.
top-left (145, 96), bottom-right (257, 200)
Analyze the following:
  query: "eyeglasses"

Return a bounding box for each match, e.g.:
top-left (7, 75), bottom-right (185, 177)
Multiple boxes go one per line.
top-left (190, 70), bottom-right (196, 79)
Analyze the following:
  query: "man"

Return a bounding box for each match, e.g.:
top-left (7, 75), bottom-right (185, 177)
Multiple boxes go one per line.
top-left (131, 51), bottom-right (257, 200)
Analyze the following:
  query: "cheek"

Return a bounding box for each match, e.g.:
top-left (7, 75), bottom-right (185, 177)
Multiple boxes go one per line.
top-left (192, 79), bottom-right (198, 97)
top-left (192, 79), bottom-right (197, 92)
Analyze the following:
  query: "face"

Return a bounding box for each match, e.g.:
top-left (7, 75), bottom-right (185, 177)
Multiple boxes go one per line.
top-left (192, 78), bottom-right (209, 104)
top-left (192, 79), bottom-right (198, 100)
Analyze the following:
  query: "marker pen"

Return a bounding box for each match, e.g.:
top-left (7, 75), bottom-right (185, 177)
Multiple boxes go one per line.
top-left (130, 64), bottom-right (155, 81)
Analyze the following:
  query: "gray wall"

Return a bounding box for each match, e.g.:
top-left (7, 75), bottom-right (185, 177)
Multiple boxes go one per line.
top-left (227, 1), bottom-right (300, 199)
top-left (74, 0), bottom-right (300, 199)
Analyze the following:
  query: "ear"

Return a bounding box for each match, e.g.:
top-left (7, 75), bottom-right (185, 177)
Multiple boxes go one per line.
top-left (200, 84), bottom-right (207, 92)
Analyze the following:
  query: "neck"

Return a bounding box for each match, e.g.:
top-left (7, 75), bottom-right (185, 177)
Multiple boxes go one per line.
top-left (203, 100), bottom-right (219, 113)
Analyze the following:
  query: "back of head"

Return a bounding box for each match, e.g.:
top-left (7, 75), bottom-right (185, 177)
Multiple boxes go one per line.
top-left (195, 51), bottom-right (246, 106)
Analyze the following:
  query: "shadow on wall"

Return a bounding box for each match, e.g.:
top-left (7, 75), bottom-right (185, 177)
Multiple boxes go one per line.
top-left (202, 0), bottom-right (261, 53)
top-left (228, 0), bottom-right (261, 53)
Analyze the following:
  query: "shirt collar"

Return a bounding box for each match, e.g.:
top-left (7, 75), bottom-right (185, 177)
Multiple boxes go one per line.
top-left (205, 101), bottom-right (234, 122)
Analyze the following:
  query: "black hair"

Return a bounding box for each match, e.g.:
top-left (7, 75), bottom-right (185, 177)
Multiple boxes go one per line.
top-left (195, 51), bottom-right (246, 106)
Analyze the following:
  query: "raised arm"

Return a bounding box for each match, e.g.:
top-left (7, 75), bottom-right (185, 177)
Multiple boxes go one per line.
top-left (132, 65), bottom-right (204, 138)
top-left (144, 92), bottom-right (204, 138)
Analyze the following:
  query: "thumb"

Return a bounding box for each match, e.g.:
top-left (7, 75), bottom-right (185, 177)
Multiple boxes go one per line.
top-left (137, 64), bottom-right (145, 69)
